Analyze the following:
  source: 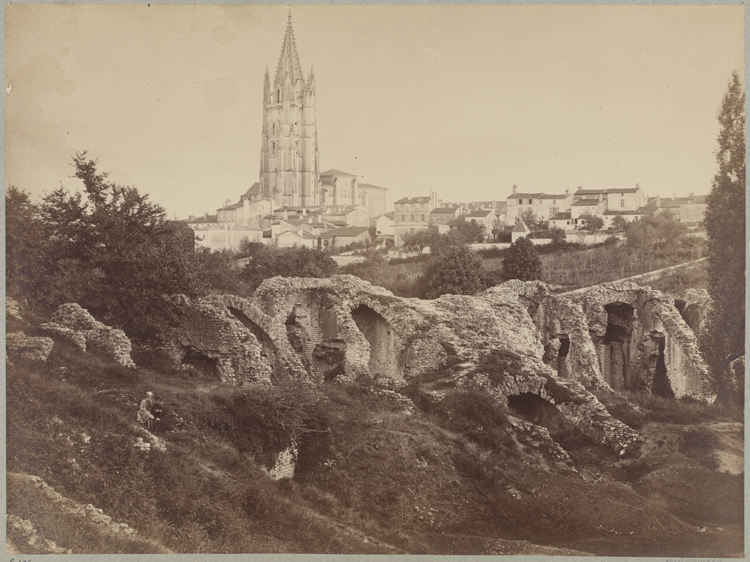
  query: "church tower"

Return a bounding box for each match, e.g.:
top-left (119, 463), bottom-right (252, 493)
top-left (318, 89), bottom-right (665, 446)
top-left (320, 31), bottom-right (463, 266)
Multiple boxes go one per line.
top-left (259, 13), bottom-right (319, 208)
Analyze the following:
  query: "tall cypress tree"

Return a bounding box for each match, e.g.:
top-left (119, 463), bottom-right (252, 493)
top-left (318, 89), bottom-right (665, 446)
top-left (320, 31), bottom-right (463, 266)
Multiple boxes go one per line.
top-left (702, 72), bottom-right (745, 401)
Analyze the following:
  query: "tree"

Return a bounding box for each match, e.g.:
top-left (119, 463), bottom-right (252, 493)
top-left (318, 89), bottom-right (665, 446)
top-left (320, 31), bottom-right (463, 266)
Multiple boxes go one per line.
top-left (423, 245), bottom-right (487, 299)
top-left (241, 246), bottom-right (338, 292)
top-left (624, 211), bottom-right (687, 250)
top-left (701, 72), bottom-right (745, 401)
top-left (502, 237), bottom-right (542, 281)
top-left (451, 219), bottom-right (487, 244)
top-left (36, 153), bottom-right (216, 337)
top-left (5, 186), bottom-right (56, 307)
top-left (611, 215), bottom-right (629, 231)
top-left (577, 213), bottom-right (604, 232)
top-left (519, 209), bottom-right (548, 232)
top-left (401, 229), bottom-right (438, 252)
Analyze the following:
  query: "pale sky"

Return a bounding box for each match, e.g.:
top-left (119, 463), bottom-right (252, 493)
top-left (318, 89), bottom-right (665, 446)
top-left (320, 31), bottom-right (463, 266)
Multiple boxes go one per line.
top-left (5, 4), bottom-right (745, 219)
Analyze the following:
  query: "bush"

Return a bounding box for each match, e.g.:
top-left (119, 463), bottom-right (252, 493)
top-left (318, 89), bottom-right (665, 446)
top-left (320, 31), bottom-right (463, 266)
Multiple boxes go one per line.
top-left (679, 427), bottom-right (720, 469)
top-left (502, 237), bottom-right (542, 281)
top-left (422, 245), bottom-right (487, 299)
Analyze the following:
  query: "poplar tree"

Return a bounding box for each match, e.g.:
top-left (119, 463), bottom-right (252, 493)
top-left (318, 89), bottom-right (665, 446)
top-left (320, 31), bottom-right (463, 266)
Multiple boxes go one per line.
top-left (702, 72), bottom-right (746, 401)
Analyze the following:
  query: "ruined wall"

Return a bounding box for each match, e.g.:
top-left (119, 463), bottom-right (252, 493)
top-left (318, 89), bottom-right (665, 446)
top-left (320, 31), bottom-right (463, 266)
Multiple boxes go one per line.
top-left (489, 280), bottom-right (607, 391)
top-left (161, 276), bottom-right (642, 453)
top-left (569, 281), bottom-right (714, 403)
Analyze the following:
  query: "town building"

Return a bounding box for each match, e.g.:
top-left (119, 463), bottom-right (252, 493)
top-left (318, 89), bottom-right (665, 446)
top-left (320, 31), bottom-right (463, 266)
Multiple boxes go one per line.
top-left (506, 185), bottom-right (573, 222)
top-left (186, 14), bottom-right (388, 250)
top-left (394, 194), bottom-right (437, 246)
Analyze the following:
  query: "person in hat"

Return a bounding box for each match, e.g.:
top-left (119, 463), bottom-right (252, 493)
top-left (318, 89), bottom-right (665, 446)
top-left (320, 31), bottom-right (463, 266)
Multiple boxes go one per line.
top-left (137, 391), bottom-right (156, 430)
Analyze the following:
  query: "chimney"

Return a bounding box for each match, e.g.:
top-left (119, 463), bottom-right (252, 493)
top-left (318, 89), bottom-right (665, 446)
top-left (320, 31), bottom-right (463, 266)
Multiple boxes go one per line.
top-left (204, 212), bottom-right (209, 219)
top-left (302, 207), bottom-right (308, 216)
top-left (512, 185), bottom-right (517, 195)
top-left (283, 208), bottom-right (288, 220)
top-left (565, 187), bottom-right (570, 195)
top-left (656, 195), bottom-right (661, 207)
top-left (224, 199), bottom-right (230, 208)
top-left (188, 215), bottom-right (195, 221)
top-left (636, 183), bottom-right (640, 190)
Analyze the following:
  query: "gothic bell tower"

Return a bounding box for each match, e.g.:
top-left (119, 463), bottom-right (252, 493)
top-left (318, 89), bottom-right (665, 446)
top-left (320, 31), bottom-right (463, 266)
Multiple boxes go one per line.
top-left (259, 12), bottom-right (320, 208)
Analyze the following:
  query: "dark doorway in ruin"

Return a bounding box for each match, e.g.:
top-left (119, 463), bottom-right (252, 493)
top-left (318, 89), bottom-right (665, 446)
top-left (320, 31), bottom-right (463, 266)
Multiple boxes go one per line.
top-left (181, 347), bottom-right (219, 378)
top-left (312, 340), bottom-right (347, 382)
top-left (350, 304), bottom-right (399, 381)
top-left (543, 336), bottom-right (571, 378)
top-left (227, 307), bottom-right (282, 381)
top-left (600, 302), bottom-right (635, 390)
top-left (507, 392), bottom-right (574, 438)
top-left (651, 338), bottom-right (675, 398)
top-left (285, 306), bottom-right (312, 370)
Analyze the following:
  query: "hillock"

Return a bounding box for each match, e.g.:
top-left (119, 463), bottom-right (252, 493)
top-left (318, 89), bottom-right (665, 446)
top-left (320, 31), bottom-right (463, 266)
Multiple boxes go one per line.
top-left (6, 279), bottom-right (743, 557)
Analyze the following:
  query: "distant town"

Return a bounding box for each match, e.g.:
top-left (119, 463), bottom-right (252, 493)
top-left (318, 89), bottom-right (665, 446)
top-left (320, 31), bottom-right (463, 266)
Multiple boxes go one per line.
top-left (181, 14), bottom-right (707, 257)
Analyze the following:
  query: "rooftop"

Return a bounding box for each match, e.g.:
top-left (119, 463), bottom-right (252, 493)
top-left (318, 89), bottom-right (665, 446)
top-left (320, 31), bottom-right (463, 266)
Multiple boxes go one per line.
top-left (395, 196), bottom-right (432, 204)
top-left (550, 212), bottom-right (572, 220)
top-left (575, 187), bottom-right (640, 195)
top-left (431, 206), bottom-right (459, 214)
top-left (571, 199), bottom-right (600, 207)
top-left (318, 226), bottom-right (370, 239)
top-left (358, 183), bottom-right (387, 191)
top-left (320, 168), bottom-right (357, 178)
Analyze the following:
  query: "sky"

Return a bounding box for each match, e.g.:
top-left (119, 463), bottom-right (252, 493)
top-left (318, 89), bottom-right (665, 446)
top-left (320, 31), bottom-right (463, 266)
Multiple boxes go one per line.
top-left (5, 4), bottom-right (745, 219)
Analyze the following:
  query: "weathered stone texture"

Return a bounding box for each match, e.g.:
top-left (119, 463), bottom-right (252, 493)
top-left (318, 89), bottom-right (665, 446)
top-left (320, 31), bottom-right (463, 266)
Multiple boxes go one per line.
top-left (162, 275), bottom-right (643, 453)
top-left (39, 303), bottom-right (136, 368)
top-left (6, 297), bottom-right (25, 323)
top-left (161, 294), bottom-right (306, 384)
top-left (6, 332), bottom-right (54, 363)
top-left (680, 288), bottom-right (712, 339)
top-left (570, 281), bottom-right (714, 403)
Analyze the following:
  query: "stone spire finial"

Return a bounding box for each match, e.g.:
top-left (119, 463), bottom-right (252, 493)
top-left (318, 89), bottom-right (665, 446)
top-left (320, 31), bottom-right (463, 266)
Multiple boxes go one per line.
top-left (274, 10), bottom-right (305, 91)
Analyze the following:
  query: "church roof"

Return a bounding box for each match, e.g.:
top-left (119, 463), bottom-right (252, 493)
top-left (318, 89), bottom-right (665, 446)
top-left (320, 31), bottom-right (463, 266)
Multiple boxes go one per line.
top-left (320, 169), bottom-right (357, 178)
top-left (243, 182), bottom-right (261, 198)
top-left (358, 183), bottom-right (387, 191)
top-left (576, 187), bottom-right (640, 195)
top-left (274, 13), bottom-right (306, 91)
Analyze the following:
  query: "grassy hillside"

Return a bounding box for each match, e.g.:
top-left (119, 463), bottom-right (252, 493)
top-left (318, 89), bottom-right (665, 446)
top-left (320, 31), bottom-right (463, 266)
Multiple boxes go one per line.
top-left (6, 326), bottom-right (743, 556)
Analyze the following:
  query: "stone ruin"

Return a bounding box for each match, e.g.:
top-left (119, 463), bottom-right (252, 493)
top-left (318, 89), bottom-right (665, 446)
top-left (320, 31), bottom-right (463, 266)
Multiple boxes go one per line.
top-left (38, 303), bottom-right (136, 368)
top-left (566, 281), bottom-right (714, 402)
top-left (164, 275), bottom-right (648, 453)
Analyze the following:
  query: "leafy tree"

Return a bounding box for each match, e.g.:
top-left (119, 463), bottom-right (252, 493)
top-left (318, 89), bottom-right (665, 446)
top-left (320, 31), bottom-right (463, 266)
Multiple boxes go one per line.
top-left (241, 246), bottom-right (338, 292)
top-left (549, 226), bottom-right (566, 246)
top-left (451, 219), bottom-right (487, 244)
top-left (401, 229), bottom-right (438, 252)
top-left (6, 186), bottom-right (56, 306)
top-left (35, 153), bottom-right (219, 336)
top-left (701, 72), bottom-right (745, 401)
top-left (624, 211), bottom-right (686, 250)
top-left (577, 213), bottom-right (604, 232)
top-left (423, 245), bottom-right (487, 299)
top-left (611, 215), bottom-right (629, 231)
top-left (519, 209), bottom-right (549, 232)
top-left (502, 237), bottom-right (542, 281)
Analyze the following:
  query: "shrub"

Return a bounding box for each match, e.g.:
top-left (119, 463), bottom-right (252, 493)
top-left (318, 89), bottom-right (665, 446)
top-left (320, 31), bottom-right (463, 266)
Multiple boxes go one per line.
top-left (502, 237), bottom-right (542, 281)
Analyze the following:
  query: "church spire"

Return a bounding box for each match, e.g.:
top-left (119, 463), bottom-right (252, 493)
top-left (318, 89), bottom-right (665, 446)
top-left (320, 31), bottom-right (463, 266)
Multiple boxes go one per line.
top-left (263, 64), bottom-right (270, 102)
top-left (273, 10), bottom-right (305, 92)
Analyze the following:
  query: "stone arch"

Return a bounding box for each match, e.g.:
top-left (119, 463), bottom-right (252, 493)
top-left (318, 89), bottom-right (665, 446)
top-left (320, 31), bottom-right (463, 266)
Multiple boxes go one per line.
top-left (349, 303), bottom-right (400, 383)
top-left (508, 392), bottom-right (574, 438)
top-left (227, 307), bottom-right (284, 382)
top-left (600, 302), bottom-right (635, 389)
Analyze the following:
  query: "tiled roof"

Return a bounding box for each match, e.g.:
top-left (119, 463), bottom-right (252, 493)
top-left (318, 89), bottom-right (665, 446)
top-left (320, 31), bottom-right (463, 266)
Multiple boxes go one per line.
top-left (431, 206), bottom-right (459, 214)
top-left (395, 197), bottom-right (432, 204)
top-left (571, 199), bottom-right (600, 207)
top-left (384, 212), bottom-right (394, 219)
top-left (512, 219), bottom-right (530, 233)
top-left (320, 169), bottom-right (357, 178)
top-left (550, 212), bottom-right (572, 220)
top-left (184, 214), bottom-right (218, 224)
top-left (508, 192), bottom-right (544, 199)
top-left (318, 226), bottom-right (370, 239)
top-left (468, 209), bottom-right (495, 217)
top-left (575, 187), bottom-right (640, 195)
top-left (358, 183), bottom-right (387, 191)
top-left (661, 195), bottom-right (708, 207)
top-left (243, 182), bottom-right (261, 198)
top-left (219, 199), bottom-right (244, 211)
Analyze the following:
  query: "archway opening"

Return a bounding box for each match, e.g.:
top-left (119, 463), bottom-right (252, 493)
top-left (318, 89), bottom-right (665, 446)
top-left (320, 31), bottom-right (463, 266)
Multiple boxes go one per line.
top-left (228, 307), bottom-right (282, 382)
top-left (599, 302), bottom-right (635, 389)
top-left (350, 304), bottom-right (399, 381)
top-left (507, 392), bottom-right (574, 438)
